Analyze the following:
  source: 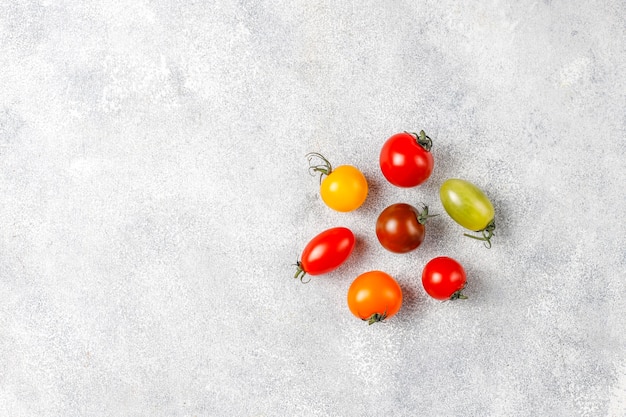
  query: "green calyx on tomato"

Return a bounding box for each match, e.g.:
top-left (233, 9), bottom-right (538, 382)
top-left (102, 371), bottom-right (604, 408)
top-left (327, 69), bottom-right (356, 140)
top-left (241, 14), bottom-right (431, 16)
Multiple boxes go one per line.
top-left (463, 220), bottom-right (496, 249)
top-left (449, 290), bottom-right (468, 301)
top-left (365, 312), bottom-right (387, 325)
top-left (293, 261), bottom-right (309, 284)
top-left (407, 130), bottom-right (433, 152)
top-left (417, 204), bottom-right (438, 224)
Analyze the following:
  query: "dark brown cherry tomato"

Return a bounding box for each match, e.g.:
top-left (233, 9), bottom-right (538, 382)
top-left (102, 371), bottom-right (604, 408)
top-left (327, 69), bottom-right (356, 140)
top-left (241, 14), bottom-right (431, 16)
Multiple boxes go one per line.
top-left (375, 203), bottom-right (435, 253)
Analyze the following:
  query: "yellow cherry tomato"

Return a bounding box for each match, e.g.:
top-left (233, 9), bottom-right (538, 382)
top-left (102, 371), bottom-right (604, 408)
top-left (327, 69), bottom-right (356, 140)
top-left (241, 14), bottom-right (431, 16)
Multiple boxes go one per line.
top-left (307, 153), bottom-right (368, 212)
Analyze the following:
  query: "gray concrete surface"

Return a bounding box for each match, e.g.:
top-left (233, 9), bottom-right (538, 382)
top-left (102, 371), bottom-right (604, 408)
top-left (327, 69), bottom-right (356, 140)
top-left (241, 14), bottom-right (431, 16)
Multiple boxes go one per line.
top-left (1, 1), bottom-right (626, 416)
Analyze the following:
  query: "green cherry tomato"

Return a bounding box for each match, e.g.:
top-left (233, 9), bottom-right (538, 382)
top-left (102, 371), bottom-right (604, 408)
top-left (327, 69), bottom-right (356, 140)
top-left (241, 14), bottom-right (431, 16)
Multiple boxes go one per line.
top-left (439, 178), bottom-right (496, 247)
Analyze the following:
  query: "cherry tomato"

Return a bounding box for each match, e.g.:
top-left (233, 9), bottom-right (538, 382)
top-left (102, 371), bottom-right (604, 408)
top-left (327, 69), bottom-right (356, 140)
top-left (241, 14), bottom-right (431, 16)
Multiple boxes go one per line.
top-left (440, 178), bottom-right (496, 247)
top-left (307, 153), bottom-right (368, 212)
top-left (294, 227), bottom-right (355, 283)
top-left (347, 271), bottom-right (403, 324)
top-left (379, 131), bottom-right (434, 187)
top-left (421, 256), bottom-right (467, 300)
top-left (375, 203), bottom-right (435, 253)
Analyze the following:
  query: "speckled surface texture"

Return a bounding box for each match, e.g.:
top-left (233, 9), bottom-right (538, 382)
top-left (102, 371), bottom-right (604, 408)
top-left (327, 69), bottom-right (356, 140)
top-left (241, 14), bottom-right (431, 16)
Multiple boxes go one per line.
top-left (1, 1), bottom-right (625, 416)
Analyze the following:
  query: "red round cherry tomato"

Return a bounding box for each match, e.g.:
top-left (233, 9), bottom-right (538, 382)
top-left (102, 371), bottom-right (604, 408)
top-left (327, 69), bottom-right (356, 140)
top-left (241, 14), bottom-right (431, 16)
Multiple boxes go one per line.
top-left (347, 270), bottom-right (403, 325)
top-left (421, 256), bottom-right (467, 300)
top-left (379, 131), bottom-right (434, 187)
top-left (294, 227), bottom-right (355, 282)
top-left (375, 203), bottom-right (435, 253)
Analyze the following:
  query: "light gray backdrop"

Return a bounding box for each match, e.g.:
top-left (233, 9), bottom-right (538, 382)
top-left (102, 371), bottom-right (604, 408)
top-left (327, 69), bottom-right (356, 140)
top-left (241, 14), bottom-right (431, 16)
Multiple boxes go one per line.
top-left (1, 1), bottom-right (625, 416)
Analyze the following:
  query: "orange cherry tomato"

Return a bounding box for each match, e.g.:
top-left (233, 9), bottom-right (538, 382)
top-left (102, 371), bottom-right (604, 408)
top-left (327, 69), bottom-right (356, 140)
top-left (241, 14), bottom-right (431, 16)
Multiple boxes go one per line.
top-left (347, 271), bottom-right (403, 325)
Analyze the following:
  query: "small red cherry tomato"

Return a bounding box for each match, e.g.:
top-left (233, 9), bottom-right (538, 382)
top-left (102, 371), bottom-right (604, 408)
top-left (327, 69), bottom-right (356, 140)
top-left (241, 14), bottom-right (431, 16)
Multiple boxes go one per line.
top-left (375, 203), bottom-right (435, 253)
top-left (294, 227), bottom-right (355, 282)
top-left (421, 256), bottom-right (467, 300)
top-left (379, 130), bottom-right (434, 188)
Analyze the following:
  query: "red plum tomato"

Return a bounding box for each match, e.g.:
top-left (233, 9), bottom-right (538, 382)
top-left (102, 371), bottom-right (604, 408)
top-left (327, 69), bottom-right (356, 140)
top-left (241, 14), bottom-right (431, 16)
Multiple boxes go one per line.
top-left (294, 227), bottom-right (355, 282)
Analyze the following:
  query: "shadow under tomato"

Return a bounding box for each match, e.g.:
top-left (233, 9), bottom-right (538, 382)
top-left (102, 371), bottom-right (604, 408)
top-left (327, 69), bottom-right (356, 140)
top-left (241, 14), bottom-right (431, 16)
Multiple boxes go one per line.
top-left (485, 193), bottom-right (511, 242)
top-left (460, 261), bottom-right (487, 301)
top-left (421, 210), bottom-right (456, 251)
top-left (395, 280), bottom-right (428, 320)
top-left (337, 232), bottom-right (370, 274)
top-left (358, 172), bottom-right (388, 213)
top-left (429, 142), bottom-right (462, 182)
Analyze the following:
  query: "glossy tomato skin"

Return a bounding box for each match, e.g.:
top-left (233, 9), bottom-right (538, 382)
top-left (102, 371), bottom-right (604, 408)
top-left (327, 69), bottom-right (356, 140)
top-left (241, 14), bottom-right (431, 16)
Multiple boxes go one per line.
top-left (376, 203), bottom-right (425, 253)
top-left (347, 271), bottom-right (403, 324)
top-left (380, 132), bottom-right (434, 188)
top-left (440, 179), bottom-right (494, 231)
top-left (320, 165), bottom-right (368, 212)
top-left (299, 227), bottom-right (355, 278)
top-left (422, 256), bottom-right (467, 300)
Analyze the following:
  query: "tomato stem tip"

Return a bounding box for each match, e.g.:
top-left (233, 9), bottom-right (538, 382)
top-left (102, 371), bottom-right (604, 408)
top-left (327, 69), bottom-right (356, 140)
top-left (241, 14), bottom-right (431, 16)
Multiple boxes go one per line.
top-left (306, 152), bottom-right (333, 184)
top-left (463, 220), bottom-right (495, 248)
top-left (364, 312), bottom-right (387, 325)
top-left (449, 290), bottom-right (468, 301)
top-left (293, 262), bottom-right (310, 284)
top-left (417, 204), bottom-right (438, 225)
top-left (406, 130), bottom-right (433, 152)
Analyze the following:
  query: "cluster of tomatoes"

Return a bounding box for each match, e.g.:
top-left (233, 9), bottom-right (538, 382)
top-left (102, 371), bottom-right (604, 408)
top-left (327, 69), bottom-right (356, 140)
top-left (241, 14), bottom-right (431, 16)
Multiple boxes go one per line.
top-left (295, 131), bottom-right (496, 325)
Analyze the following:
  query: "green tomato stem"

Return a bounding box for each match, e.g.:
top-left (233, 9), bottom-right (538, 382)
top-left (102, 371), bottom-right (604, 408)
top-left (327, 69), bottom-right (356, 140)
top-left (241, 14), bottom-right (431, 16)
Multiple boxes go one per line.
top-left (293, 262), bottom-right (310, 283)
top-left (417, 204), bottom-right (439, 225)
top-left (406, 130), bottom-right (433, 152)
top-left (306, 152), bottom-right (333, 184)
top-left (463, 220), bottom-right (496, 248)
top-left (449, 290), bottom-right (468, 300)
top-left (365, 312), bottom-right (387, 325)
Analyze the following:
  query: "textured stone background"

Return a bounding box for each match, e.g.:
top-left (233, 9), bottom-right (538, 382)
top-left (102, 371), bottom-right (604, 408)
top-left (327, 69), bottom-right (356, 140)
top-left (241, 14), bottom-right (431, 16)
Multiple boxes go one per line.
top-left (1, 1), bottom-right (625, 416)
